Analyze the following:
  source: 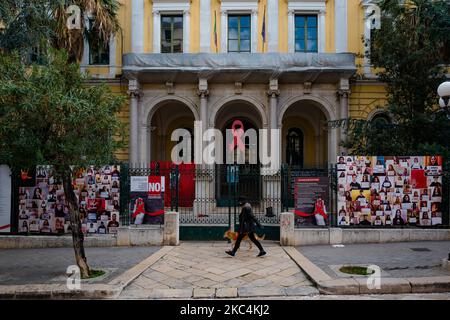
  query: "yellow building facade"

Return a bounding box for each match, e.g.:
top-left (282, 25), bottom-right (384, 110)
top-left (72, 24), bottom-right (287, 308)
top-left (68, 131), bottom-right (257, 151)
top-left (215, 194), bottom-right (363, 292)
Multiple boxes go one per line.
top-left (82, 0), bottom-right (388, 166)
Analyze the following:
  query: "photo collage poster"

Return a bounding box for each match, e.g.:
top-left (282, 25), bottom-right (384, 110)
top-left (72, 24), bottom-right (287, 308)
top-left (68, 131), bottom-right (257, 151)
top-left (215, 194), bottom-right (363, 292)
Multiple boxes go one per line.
top-left (18, 165), bottom-right (121, 235)
top-left (337, 156), bottom-right (443, 227)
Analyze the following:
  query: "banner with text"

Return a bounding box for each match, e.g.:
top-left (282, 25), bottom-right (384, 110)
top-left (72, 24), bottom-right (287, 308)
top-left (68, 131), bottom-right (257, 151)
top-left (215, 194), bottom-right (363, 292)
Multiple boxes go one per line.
top-left (130, 176), bottom-right (165, 225)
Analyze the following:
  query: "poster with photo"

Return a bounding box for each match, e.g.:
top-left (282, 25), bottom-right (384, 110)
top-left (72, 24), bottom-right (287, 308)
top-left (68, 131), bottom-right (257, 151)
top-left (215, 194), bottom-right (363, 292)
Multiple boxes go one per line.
top-left (17, 165), bottom-right (120, 235)
top-left (130, 176), bottom-right (165, 225)
top-left (294, 176), bottom-right (329, 226)
top-left (336, 156), bottom-right (443, 227)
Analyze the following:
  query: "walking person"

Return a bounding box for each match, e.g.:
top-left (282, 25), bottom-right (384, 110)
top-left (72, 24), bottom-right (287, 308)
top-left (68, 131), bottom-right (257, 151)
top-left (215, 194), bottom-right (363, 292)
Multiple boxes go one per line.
top-left (226, 203), bottom-right (266, 257)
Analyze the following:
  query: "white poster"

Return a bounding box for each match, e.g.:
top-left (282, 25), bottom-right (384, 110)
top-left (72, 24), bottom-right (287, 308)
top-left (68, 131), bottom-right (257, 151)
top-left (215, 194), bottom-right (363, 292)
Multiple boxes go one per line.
top-left (0, 165), bottom-right (11, 232)
top-left (130, 176), bottom-right (149, 192)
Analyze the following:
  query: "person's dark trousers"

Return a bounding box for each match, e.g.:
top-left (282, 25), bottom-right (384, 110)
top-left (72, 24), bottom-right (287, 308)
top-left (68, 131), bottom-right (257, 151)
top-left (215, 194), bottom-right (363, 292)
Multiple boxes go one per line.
top-left (232, 232), bottom-right (264, 253)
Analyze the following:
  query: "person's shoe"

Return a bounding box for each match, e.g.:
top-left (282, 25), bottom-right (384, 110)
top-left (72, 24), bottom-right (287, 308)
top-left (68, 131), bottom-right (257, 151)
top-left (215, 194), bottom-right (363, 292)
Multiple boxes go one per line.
top-left (226, 250), bottom-right (235, 257)
top-left (257, 251), bottom-right (267, 257)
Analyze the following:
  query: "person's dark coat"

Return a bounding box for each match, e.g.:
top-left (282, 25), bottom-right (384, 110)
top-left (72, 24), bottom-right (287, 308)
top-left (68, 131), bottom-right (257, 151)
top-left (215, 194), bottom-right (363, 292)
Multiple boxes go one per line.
top-left (238, 206), bottom-right (261, 233)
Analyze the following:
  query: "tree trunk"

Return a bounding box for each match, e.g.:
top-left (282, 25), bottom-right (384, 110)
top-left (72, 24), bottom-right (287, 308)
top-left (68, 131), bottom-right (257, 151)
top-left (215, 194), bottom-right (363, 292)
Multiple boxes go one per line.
top-left (61, 166), bottom-right (91, 278)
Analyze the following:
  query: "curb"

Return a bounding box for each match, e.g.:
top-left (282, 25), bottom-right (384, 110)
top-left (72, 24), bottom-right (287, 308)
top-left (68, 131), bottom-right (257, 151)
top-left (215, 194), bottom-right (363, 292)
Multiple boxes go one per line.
top-left (0, 284), bottom-right (120, 299)
top-left (283, 246), bottom-right (450, 295)
top-left (0, 246), bottom-right (174, 299)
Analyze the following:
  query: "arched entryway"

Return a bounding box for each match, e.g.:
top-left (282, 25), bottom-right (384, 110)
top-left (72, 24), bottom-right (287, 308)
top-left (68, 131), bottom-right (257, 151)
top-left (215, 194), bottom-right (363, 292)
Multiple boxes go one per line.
top-left (145, 99), bottom-right (198, 208)
top-left (213, 99), bottom-right (266, 207)
top-left (280, 99), bottom-right (330, 168)
top-left (149, 101), bottom-right (197, 163)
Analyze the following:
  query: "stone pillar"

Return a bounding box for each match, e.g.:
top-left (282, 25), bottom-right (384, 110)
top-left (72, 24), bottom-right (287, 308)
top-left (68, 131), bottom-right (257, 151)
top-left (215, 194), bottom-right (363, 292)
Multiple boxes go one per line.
top-left (153, 10), bottom-right (161, 53)
top-left (198, 79), bottom-right (209, 135)
top-left (131, 0), bottom-right (144, 53)
top-left (251, 9), bottom-right (258, 53)
top-left (335, 0), bottom-right (348, 53)
top-left (267, 0), bottom-right (278, 52)
top-left (280, 212), bottom-right (295, 246)
top-left (163, 211), bottom-right (179, 246)
top-left (183, 9), bottom-right (190, 53)
top-left (261, 80), bottom-right (281, 216)
top-left (318, 9), bottom-right (326, 53)
top-left (220, 10), bottom-right (227, 53)
top-left (287, 10), bottom-right (295, 53)
top-left (337, 78), bottom-right (350, 155)
top-left (199, 0), bottom-right (211, 52)
top-left (128, 79), bottom-right (142, 165)
top-left (138, 124), bottom-right (148, 166)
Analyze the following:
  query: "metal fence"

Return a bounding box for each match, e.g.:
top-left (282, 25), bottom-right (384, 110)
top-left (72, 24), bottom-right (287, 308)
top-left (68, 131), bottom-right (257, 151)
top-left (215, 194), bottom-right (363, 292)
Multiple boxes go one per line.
top-left (6, 162), bottom-right (448, 233)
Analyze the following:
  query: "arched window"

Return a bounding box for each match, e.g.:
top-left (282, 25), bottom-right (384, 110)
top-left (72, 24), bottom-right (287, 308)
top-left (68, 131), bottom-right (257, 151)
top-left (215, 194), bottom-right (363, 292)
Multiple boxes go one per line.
top-left (370, 112), bottom-right (391, 126)
top-left (286, 128), bottom-right (304, 167)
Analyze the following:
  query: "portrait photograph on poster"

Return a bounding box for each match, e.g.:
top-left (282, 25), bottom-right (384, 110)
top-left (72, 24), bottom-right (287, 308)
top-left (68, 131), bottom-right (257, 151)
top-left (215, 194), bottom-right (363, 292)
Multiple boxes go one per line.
top-left (17, 165), bottom-right (121, 235)
top-left (336, 156), bottom-right (443, 227)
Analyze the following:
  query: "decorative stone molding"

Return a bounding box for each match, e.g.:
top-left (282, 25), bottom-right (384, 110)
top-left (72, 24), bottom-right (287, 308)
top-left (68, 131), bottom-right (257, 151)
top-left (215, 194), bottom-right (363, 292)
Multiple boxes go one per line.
top-left (165, 82), bottom-right (175, 95)
top-left (234, 82), bottom-right (243, 95)
top-left (304, 82), bottom-right (312, 94)
top-left (337, 89), bottom-right (351, 99)
top-left (198, 78), bottom-right (209, 97)
top-left (267, 79), bottom-right (280, 97)
top-left (127, 80), bottom-right (142, 99)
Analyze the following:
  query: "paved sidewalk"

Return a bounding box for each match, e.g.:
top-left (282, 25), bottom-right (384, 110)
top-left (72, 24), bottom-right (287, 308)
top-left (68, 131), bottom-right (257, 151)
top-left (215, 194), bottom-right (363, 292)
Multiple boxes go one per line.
top-left (298, 241), bottom-right (450, 278)
top-left (119, 241), bottom-right (318, 299)
top-left (0, 247), bottom-right (160, 285)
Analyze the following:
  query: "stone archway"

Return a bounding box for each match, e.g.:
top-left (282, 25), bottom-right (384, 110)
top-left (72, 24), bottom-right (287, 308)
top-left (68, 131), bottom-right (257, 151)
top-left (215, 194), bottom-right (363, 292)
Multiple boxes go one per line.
top-left (140, 96), bottom-right (199, 164)
top-left (279, 97), bottom-right (334, 168)
top-left (139, 95), bottom-right (200, 164)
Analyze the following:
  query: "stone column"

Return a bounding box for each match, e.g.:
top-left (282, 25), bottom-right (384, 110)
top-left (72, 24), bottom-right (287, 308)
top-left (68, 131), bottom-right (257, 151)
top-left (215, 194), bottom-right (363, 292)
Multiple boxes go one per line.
top-left (335, 0), bottom-right (348, 53)
top-left (287, 10), bottom-right (295, 53)
top-left (131, 0), bottom-right (144, 53)
top-left (337, 78), bottom-right (350, 155)
top-left (267, 0), bottom-right (278, 52)
top-left (194, 80), bottom-right (215, 215)
top-left (261, 80), bottom-right (281, 217)
top-left (199, 0), bottom-right (211, 52)
top-left (153, 10), bottom-right (161, 53)
top-left (198, 79), bottom-right (209, 135)
top-left (220, 10), bottom-right (227, 53)
top-left (318, 9), bottom-right (326, 53)
top-left (128, 79), bottom-right (141, 165)
top-left (251, 9), bottom-right (258, 53)
top-left (138, 124), bottom-right (148, 167)
top-left (183, 9), bottom-right (190, 53)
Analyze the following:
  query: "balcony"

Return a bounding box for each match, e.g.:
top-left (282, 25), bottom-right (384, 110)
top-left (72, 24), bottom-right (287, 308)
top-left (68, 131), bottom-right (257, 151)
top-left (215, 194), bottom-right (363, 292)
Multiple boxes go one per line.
top-left (122, 52), bottom-right (356, 84)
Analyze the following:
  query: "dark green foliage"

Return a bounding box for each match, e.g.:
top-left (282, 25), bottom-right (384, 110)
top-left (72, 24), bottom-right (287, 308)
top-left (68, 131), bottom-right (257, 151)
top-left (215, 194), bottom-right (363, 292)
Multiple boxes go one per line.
top-left (345, 0), bottom-right (450, 166)
top-left (0, 49), bottom-right (126, 173)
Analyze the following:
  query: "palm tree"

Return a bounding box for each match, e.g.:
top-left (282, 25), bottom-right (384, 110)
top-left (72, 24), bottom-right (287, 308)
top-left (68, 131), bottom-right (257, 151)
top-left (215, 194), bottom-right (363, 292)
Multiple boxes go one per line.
top-left (0, 0), bottom-right (121, 63)
top-left (52, 0), bottom-right (121, 62)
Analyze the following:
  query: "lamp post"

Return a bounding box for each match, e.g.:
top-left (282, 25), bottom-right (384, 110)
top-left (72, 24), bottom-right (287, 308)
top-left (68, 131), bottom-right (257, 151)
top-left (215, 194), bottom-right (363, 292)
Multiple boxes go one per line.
top-left (437, 81), bottom-right (450, 117)
top-left (438, 81), bottom-right (450, 262)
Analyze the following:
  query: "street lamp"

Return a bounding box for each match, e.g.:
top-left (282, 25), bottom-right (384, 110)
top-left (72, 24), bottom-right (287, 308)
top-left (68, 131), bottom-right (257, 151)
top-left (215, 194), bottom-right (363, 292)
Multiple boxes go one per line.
top-left (437, 81), bottom-right (450, 116)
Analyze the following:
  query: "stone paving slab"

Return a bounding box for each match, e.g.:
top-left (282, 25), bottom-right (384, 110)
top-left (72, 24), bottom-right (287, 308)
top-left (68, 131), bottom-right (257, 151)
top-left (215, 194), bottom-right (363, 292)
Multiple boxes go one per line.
top-left (298, 241), bottom-right (450, 278)
top-left (119, 241), bottom-right (315, 299)
top-left (290, 241), bottom-right (450, 295)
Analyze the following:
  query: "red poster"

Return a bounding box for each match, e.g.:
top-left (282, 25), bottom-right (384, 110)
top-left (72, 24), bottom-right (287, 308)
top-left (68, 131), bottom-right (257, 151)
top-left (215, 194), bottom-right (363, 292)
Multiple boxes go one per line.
top-left (148, 176), bottom-right (165, 197)
top-left (411, 169), bottom-right (427, 189)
